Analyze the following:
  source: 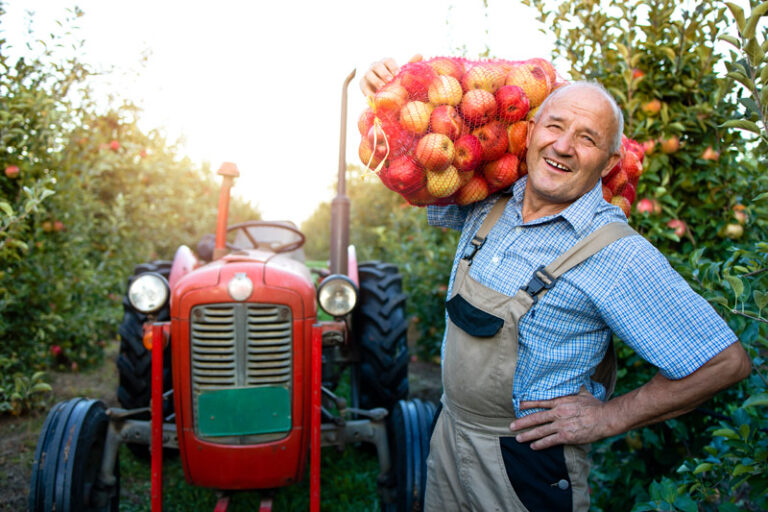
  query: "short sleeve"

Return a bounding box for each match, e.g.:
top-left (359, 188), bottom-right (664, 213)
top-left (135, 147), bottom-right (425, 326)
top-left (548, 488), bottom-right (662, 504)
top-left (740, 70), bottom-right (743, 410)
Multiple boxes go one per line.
top-left (597, 239), bottom-right (737, 379)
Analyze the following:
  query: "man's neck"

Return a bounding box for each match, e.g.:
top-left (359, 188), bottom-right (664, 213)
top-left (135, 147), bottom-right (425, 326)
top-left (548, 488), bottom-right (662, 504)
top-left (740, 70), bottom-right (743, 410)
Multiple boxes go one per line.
top-left (521, 190), bottom-right (573, 223)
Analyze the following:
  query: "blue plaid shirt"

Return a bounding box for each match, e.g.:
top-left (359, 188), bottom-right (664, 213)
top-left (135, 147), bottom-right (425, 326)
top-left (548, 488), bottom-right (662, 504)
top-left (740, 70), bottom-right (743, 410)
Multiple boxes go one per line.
top-left (428, 177), bottom-right (737, 417)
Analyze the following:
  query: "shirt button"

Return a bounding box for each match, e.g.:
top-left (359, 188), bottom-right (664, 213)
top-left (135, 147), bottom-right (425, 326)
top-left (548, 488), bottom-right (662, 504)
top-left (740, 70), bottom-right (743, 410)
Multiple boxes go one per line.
top-left (557, 479), bottom-right (570, 490)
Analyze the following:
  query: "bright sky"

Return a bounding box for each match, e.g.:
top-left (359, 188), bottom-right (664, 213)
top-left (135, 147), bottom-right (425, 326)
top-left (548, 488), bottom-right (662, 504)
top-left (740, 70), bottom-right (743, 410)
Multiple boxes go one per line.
top-left (3, 1), bottom-right (555, 225)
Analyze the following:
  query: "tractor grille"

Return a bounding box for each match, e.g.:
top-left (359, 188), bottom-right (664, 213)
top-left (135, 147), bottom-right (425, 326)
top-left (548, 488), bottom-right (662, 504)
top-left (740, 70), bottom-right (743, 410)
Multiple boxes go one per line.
top-left (190, 303), bottom-right (293, 392)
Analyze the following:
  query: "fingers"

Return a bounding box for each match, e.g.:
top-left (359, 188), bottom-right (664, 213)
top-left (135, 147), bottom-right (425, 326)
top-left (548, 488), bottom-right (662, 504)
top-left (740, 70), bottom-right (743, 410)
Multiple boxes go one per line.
top-left (360, 57), bottom-right (400, 97)
top-left (408, 53), bottom-right (424, 63)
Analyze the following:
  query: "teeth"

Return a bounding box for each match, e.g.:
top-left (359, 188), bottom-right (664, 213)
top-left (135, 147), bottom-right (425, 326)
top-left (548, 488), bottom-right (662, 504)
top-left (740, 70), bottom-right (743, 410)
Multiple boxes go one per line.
top-left (545, 158), bottom-right (570, 172)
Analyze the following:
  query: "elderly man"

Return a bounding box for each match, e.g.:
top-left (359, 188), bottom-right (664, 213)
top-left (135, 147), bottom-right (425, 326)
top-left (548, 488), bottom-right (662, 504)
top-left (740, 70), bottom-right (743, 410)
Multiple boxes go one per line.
top-left (361, 60), bottom-right (750, 511)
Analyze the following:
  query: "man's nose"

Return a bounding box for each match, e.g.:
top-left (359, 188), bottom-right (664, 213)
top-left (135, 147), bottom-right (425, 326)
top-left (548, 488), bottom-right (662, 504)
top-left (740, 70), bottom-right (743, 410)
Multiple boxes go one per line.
top-left (552, 132), bottom-right (575, 155)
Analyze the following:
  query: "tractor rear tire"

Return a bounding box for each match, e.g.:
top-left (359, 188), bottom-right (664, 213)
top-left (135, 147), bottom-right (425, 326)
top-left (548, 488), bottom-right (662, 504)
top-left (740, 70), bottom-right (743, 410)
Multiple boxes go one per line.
top-left (354, 261), bottom-right (409, 412)
top-left (381, 398), bottom-right (437, 512)
top-left (29, 398), bottom-right (119, 512)
top-left (116, 260), bottom-right (173, 457)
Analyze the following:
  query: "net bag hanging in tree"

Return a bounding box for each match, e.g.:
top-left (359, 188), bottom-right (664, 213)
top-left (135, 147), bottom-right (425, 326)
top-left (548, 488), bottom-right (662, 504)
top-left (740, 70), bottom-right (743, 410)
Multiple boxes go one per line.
top-left (358, 56), bottom-right (645, 217)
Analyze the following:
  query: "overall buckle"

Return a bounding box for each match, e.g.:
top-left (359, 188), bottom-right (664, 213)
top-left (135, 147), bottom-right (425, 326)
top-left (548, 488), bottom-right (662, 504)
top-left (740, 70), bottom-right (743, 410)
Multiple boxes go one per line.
top-left (461, 236), bottom-right (486, 264)
top-left (521, 266), bottom-right (556, 304)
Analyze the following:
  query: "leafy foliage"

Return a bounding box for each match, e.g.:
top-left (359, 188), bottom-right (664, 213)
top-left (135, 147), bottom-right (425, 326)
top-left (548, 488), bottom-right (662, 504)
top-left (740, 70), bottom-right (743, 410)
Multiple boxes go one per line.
top-left (0, 8), bottom-right (260, 415)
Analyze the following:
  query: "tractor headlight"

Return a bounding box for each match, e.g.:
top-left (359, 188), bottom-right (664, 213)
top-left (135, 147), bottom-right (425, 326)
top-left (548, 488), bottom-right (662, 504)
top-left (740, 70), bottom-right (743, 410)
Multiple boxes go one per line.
top-left (317, 275), bottom-right (358, 317)
top-left (128, 273), bottom-right (170, 314)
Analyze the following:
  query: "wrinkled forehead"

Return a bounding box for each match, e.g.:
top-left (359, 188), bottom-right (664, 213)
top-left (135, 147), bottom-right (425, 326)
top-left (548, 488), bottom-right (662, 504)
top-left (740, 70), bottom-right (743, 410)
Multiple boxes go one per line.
top-left (540, 86), bottom-right (617, 131)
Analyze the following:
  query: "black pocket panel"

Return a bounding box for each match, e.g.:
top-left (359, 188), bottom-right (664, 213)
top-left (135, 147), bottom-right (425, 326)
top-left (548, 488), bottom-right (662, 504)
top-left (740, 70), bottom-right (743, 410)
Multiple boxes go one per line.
top-left (499, 436), bottom-right (572, 512)
top-left (446, 294), bottom-right (504, 338)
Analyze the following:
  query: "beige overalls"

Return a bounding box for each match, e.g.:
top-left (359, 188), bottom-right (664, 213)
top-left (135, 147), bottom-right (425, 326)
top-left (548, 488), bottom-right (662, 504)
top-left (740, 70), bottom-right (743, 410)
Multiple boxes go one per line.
top-left (425, 195), bottom-right (636, 512)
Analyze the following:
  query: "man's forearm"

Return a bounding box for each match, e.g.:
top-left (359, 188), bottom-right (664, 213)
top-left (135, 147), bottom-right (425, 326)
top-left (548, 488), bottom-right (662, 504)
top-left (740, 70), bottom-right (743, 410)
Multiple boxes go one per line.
top-left (603, 341), bottom-right (751, 436)
top-left (511, 341), bottom-right (751, 449)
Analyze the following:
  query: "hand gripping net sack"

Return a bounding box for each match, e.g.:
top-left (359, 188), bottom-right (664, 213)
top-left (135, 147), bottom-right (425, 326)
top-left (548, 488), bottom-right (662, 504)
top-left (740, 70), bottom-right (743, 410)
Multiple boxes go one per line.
top-left (358, 56), bottom-right (644, 216)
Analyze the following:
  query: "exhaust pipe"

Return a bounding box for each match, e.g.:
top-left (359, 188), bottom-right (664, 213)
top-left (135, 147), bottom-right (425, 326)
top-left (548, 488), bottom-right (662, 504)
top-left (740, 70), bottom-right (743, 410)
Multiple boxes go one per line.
top-left (329, 69), bottom-right (356, 275)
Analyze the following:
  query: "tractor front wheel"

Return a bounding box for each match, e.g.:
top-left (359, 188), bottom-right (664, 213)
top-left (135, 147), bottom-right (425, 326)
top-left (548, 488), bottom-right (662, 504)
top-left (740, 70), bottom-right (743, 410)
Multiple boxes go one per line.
top-left (381, 398), bottom-right (437, 511)
top-left (353, 261), bottom-right (409, 412)
top-left (29, 398), bottom-right (119, 512)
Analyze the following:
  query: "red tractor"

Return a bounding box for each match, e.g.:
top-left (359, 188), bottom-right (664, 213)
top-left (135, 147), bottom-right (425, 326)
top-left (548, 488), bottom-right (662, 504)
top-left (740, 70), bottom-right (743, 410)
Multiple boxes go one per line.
top-left (28, 70), bottom-right (437, 512)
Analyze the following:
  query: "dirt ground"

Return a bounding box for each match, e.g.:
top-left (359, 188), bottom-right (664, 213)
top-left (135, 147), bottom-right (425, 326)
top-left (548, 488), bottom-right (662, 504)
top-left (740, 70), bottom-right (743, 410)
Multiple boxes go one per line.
top-left (0, 340), bottom-right (442, 511)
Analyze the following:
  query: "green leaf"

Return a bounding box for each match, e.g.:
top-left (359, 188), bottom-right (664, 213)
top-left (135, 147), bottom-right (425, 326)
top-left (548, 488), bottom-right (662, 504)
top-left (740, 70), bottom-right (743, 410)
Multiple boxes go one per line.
top-left (30, 382), bottom-right (52, 394)
top-left (713, 427), bottom-right (739, 440)
top-left (733, 463), bottom-right (753, 476)
top-left (740, 97), bottom-right (761, 115)
top-left (726, 2), bottom-right (746, 33)
top-left (743, 392), bottom-right (768, 407)
top-left (746, 37), bottom-right (765, 64)
top-left (693, 462), bottom-right (713, 474)
top-left (719, 34), bottom-right (741, 49)
top-left (725, 274), bottom-right (745, 298)
top-left (721, 119), bottom-right (761, 134)
top-left (661, 47), bottom-right (676, 62)
top-left (673, 495), bottom-right (698, 512)
top-left (753, 191), bottom-right (768, 202)
top-left (754, 290), bottom-right (768, 312)
top-left (743, 1), bottom-right (768, 39)
top-left (0, 201), bottom-right (12, 217)
top-left (726, 71), bottom-right (754, 89)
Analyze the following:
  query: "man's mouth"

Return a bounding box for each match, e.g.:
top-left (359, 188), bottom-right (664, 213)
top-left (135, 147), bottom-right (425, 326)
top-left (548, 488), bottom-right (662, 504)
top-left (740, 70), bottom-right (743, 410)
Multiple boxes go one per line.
top-left (544, 158), bottom-right (572, 172)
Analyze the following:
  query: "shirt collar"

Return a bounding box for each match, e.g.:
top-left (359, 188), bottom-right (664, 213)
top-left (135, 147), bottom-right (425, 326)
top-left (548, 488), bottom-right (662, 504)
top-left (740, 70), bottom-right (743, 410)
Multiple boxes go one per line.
top-left (505, 177), bottom-right (603, 238)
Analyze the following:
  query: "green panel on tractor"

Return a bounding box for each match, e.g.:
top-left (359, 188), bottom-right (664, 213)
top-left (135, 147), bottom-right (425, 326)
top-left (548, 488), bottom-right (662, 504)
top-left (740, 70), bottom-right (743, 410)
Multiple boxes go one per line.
top-left (198, 386), bottom-right (291, 437)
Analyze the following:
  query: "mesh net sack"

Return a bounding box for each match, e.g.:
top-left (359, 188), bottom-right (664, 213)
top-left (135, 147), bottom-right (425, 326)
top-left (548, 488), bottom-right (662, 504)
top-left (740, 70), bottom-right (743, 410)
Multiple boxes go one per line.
top-left (358, 56), bottom-right (644, 216)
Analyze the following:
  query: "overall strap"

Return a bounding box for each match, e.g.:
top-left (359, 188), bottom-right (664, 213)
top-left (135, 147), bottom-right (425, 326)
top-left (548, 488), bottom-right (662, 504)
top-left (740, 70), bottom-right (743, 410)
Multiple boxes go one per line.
top-left (461, 194), bottom-right (513, 264)
top-left (521, 222), bottom-right (637, 304)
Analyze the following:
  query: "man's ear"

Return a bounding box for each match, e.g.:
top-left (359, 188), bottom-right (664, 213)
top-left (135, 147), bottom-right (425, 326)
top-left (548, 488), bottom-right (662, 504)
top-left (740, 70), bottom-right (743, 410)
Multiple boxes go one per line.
top-left (600, 152), bottom-right (621, 178)
top-left (526, 118), bottom-right (535, 147)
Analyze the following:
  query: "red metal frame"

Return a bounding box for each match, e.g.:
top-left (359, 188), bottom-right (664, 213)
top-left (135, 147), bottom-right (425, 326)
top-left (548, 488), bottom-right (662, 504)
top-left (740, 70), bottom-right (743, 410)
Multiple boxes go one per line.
top-left (310, 323), bottom-right (322, 512)
top-left (151, 323), bottom-right (165, 512)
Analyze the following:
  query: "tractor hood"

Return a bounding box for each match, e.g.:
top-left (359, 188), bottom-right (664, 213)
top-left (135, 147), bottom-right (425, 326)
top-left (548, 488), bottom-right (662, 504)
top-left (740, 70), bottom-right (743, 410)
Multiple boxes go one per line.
top-left (171, 249), bottom-right (316, 321)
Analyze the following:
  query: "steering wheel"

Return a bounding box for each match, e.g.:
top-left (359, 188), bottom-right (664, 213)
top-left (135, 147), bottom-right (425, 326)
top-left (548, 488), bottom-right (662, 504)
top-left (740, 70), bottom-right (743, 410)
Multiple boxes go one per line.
top-left (226, 221), bottom-right (306, 254)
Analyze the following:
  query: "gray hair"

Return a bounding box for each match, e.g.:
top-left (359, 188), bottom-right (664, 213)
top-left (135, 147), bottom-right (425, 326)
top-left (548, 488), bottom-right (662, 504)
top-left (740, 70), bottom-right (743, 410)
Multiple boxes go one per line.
top-left (534, 81), bottom-right (624, 154)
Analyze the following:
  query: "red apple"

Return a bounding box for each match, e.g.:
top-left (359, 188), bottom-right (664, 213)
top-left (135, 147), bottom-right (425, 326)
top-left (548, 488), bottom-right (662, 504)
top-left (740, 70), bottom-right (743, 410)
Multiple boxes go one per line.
top-left (453, 134), bottom-right (484, 172)
top-left (604, 167), bottom-right (628, 194)
top-left (506, 121), bottom-right (528, 156)
top-left (461, 64), bottom-right (505, 93)
top-left (733, 204), bottom-right (748, 224)
top-left (495, 85), bottom-right (530, 123)
top-left (109, 140), bottom-right (120, 151)
top-left (641, 99), bottom-right (661, 115)
top-left (642, 139), bottom-right (656, 155)
top-left (620, 182), bottom-right (636, 204)
top-left (384, 155), bottom-right (426, 195)
top-left (359, 138), bottom-right (386, 169)
top-left (428, 75), bottom-right (463, 106)
top-left (428, 57), bottom-right (465, 81)
top-left (50, 345), bottom-right (62, 357)
top-left (632, 68), bottom-right (645, 79)
top-left (415, 133), bottom-right (455, 171)
top-left (701, 146), bottom-right (720, 161)
top-left (621, 150), bottom-right (643, 181)
top-left (505, 62), bottom-right (551, 107)
top-left (4, 165), bottom-right (19, 178)
top-left (430, 105), bottom-right (464, 140)
top-left (518, 157), bottom-right (528, 177)
top-left (374, 82), bottom-right (409, 112)
top-left (472, 121), bottom-right (508, 162)
top-left (456, 176), bottom-right (490, 206)
top-left (400, 101), bottom-right (433, 134)
top-left (460, 89), bottom-right (497, 127)
top-left (660, 135), bottom-right (680, 154)
top-left (528, 58), bottom-right (558, 85)
top-left (483, 154), bottom-right (519, 190)
top-left (667, 219), bottom-right (687, 237)
top-left (53, 220), bottom-right (65, 232)
top-left (602, 185), bottom-right (613, 202)
top-left (398, 62), bottom-right (437, 101)
top-left (404, 185), bottom-right (438, 206)
top-left (636, 198), bottom-right (654, 214)
top-left (358, 108), bottom-right (375, 136)
top-left (611, 196), bottom-right (631, 217)
top-left (426, 165), bottom-right (462, 198)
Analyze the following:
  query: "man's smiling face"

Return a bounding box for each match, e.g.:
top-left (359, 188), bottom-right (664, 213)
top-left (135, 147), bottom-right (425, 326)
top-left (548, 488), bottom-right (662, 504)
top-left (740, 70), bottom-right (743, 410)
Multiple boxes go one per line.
top-left (524, 85), bottom-right (621, 210)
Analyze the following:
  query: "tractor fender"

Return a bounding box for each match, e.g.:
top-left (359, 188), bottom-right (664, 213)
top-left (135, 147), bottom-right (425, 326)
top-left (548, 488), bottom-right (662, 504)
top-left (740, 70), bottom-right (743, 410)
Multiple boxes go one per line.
top-left (169, 245), bottom-right (198, 289)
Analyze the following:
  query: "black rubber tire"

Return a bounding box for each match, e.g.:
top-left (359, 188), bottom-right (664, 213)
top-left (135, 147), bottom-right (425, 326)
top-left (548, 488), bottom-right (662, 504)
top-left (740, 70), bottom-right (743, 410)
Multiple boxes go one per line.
top-left (116, 260), bottom-right (173, 456)
top-left (29, 398), bottom-right (119, 512)
top-left (381, 398), bottom-right (437, 512)
top-left (353, 261), bottom-right (410, 412)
